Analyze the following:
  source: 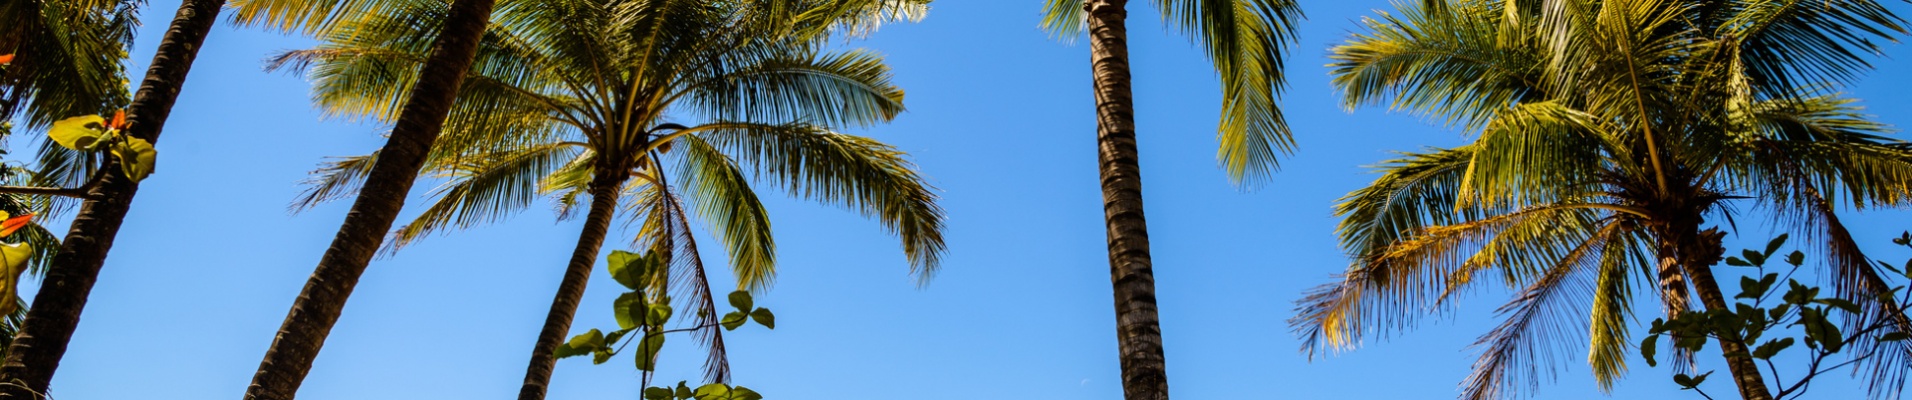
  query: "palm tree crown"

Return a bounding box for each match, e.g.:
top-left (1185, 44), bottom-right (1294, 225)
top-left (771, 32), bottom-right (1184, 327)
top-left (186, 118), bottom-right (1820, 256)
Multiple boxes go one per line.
top-left (1292, 1), bottom-right (1912, 399)
top-left (277, 0), bottom-right (943, 384)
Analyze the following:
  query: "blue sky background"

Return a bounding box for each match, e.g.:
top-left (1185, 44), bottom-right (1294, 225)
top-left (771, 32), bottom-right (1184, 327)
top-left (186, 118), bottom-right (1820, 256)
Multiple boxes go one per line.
top-left (19, 1), bottom-right (1912, 399)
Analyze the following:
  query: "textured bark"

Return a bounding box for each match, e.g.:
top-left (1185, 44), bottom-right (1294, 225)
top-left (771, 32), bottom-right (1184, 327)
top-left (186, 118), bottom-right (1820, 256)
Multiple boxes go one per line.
top-left (1085, 1), bottom-right (1170, 399)
top-left (1676, 228), bottom-right (1774, 400)
top-left (243, 0), bottom-right (500, 397)
top-left (517, 168), bottom-right (628, 400)
top-left (0, 0), bottom-right (224, 395)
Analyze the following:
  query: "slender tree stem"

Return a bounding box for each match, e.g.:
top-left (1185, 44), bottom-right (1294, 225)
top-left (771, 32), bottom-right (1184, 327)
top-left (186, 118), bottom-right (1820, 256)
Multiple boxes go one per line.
top-left (0, 0), bottom-right (222, 394)
top-left (1085, 1), bottom-right (1170, 399)
top-left (244, 0), bottom-right (501, 395)
top-left (518, 166), bottom-right (630, 400)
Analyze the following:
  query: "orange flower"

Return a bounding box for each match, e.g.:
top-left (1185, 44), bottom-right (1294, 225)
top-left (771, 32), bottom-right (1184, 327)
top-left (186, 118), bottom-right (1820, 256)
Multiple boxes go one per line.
top-left (109, 110), bottom-right (127, 130)
top-left (0, 54), bottom-right (13, 64)
top-left (0, 213), bottom-right (33, 238)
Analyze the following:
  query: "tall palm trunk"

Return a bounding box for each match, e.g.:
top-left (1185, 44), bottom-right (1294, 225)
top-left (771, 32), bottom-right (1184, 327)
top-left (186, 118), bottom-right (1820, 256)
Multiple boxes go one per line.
top-left (0, 0), bottom-right (224, 396)
top-left (518, 167), bottom-right (629, 400)
top-left (1084, 1), bottom-right (1169, 399)
top-left (243, 0), bottom-right (499, 396)
top-left (1676, 226), bottom-right (1774, 400)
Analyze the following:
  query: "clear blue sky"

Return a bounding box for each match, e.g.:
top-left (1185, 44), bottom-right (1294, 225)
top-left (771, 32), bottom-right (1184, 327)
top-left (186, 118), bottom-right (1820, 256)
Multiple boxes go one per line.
top-left (23, 1), bottom-right (1912, 399)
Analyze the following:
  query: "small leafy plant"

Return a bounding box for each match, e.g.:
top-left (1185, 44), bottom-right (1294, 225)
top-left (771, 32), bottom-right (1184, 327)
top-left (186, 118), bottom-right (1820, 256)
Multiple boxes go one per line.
top-left (554, 249), bottom-right (775, 400)
top-left (49, 110), bottom-right (155, 182)
top-left (1640, 233), bottom-right (1912, 399)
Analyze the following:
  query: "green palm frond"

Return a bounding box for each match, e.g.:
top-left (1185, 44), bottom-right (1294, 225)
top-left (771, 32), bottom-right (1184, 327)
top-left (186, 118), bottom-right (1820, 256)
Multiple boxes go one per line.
top-left (695, 122), bottom-right (944, 280)
top-left (673, 136), bottom-right (776, 291)
top-left (1460, 221), bottom-right (1620, 400)
top-left (1041, 0), bottom-right (1301, 186)
top-left (0, 0), bottom-right (134, 127)
top-left (389, 143), bottom-right (585, 250)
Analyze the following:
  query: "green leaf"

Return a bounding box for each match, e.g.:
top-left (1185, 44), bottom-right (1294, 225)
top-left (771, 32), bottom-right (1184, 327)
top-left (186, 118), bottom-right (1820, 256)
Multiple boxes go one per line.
top-left (1766, 234), bottom-right (1789, 256)
top-left (728, 290), bottom-right (753, 311)
top-left (731, 386), bottom-right (762, 400)
top-left (1725, 257), bottom-right (1753, 267)
top-left (1640, 335), bottom-right (1658, 367)
top-left (647, 303), bottom-right (674, 327)
top-left (675, 381), bottom-right (694, 399)
top-left (616, 292), bottom-right (647, 330)
top-left (645, 387), bottom-right (674, 400)
top-left (608, 250), bottom-right (647, 290)
top-left (1817, 298), bottom-right (1862, 315)
top-left (557, 329), bottom-right (605, 359)
top-left (1753, 338), bottom-right (1794, 359)
top-left (750, 308), bottom-right (775, 329)
top-left (635, 334), bottom-right (665, 371)
top-left (592, 348), bottom-right (614, 364)
top-left (721, 311), bottom-right (748, 331)
top-left (115, 137), bottom-right (157, 182)
top-left (48, 115), bottom-right (107, 151)
top-left (695, 383), bottom-right (731, 399)
top-left (1785, 251), bottom-right (1805, 266)
top-left (1738, 276), bottom-right (1761, 299)
top-left (1881, 332), bottom-right (1911, 342)
top-left (1743, 249), bottom-right (1766, 266)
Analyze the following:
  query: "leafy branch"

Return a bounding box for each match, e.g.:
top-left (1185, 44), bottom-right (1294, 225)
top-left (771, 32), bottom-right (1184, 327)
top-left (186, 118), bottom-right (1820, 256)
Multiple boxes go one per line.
top-left (1641, 233), bottom-right (1912, 399)
top-left (552, 249), bottom-right (774, 400)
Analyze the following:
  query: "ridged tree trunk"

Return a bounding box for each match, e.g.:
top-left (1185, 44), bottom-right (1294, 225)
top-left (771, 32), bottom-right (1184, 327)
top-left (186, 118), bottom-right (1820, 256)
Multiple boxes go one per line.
top-left (0, 0), bottom-right (224, 396)
top-left (243, 0), bottom-right (500, 397)
top-left (1674, 226), bottom-right (1774, 400)
top-left (1085, 1), bottom-right (1169, 399)
top-left (517, 167), bottom-right (629, 400)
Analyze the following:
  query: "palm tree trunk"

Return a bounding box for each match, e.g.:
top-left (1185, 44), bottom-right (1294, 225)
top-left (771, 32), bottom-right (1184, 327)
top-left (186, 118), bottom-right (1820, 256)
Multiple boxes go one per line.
top-left (518, 168), bottom-right (628, 400)
top-left (1672, 226), bottom-right (1774, 400)
top-left (1084, 1), bottom-right (1169, 399)
top-left (243, 0), bottom-right (499, 397)
top-left (0, 0), bottom-right (223, 396)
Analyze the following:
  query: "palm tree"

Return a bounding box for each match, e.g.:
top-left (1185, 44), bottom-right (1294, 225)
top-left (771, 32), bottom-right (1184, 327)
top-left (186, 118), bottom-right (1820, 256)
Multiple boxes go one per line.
top-left (1291, 1), bottom-right (1912, 399)
top-left (1038, 1), bottom-right (1299, 398)
top-left (267, 0), bottom-right (938, 398)
top-left (0, 0), bottom-right (224, 396)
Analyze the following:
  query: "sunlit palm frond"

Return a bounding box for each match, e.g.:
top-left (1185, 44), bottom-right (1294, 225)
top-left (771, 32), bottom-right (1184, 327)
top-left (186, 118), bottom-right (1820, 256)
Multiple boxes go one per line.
top-left (673, 136), bottom-right (776, 291)
top-left (695, 122), bottom-right (944, 281)
top-left (1460, 221), bottom-right (1621, 400)
top-left (390, 143), bottom-right (585, 250)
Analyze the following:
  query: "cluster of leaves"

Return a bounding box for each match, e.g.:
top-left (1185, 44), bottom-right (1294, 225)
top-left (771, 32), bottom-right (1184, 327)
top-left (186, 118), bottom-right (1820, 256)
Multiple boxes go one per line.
top-left (48, 110), bottom-right (154, 182)
top-left (641, 381), bottom-right (763, 400)
top-left (1640, 234), bottom-right (1912, 398)
top-left (555, 249), bottom-right (774, 398)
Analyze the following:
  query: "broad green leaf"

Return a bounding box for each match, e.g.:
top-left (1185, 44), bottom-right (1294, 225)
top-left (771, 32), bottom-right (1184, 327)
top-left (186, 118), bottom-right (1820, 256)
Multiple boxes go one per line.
top-left (728, 290), bottom-right (752, 311)
top-left (48, 115), bottom-right (108, 151)
top-left (675, 381), bottom-right (694, 399)
top-left (1725, 257), bottom-right (1752, 267)
top-left (1640, 335), bottom-right (1659, 367)
top-left (750, 308), bottom-right (775, 329)
top-left (0, 243), bottom-right (28, 317)
top-left (1765, 234), bottom-right (1789, 256)
top-left (1742, 250), bottom-right (1766, 266)
top-left (116, 137), bottom-right (157, 182)
top-left (609, 250), bottom-right (647, 289)
top-left (645, 387), bottom-right (674, 400)
top-left (1881, 332), bottom-right (1911, 342)
top-left (635, 334), bottom-right (665, 371)
top-left (592, 348), bottom-right (614, 364)
top-left (731, 386), bottom-right (762, 400)
top-left (647, 303), bottom-right (674, 327)
top-left (695, 383), bottom-right (731, 399)
top-left (1785, 251), bottom-right (1804, 266)
top-left (558, 329), bottom-right (605, 359)
top-left (616, 292), bottom-right (647, 330)
top-left (721, 311), bottom-right (748, 331)
top-left (1753, 338), bottom-right (1794, 359)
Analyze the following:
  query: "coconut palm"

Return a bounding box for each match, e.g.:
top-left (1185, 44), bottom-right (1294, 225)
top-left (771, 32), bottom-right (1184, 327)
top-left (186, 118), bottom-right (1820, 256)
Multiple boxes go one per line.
top-left (0, 0), bottom-right (227, 395)
top-left (271, 0), bottom-right (939, 397)
top-left (1037, 0), bottom-right (1299, 398)
top-left (1291, 1), bottom-right (1912, 399)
